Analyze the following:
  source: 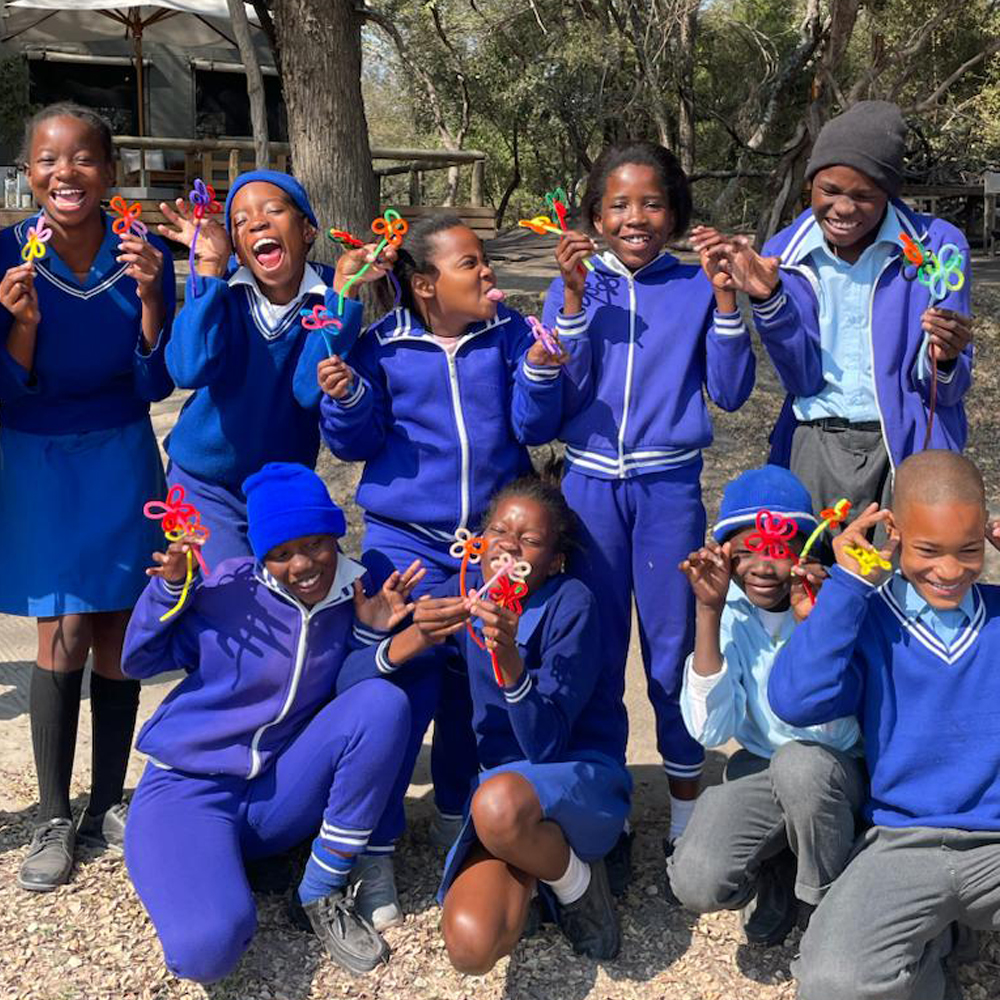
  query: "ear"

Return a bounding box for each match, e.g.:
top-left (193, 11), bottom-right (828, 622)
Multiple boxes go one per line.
top-left (592, 213), bottom-right (604, 236)
top-left (412, 271), bottom-right (436, 302)
top-left (302, 218), bottom-right (317, 249)
top-left (547, 554), bottom-right (565, 577)
top-left (885, 510), bottom-right (900, 544)
top-left (102, 158), bottom-right (116, 190)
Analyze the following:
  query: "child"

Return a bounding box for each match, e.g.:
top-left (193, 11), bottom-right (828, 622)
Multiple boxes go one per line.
top-left (319, 216), bottom-right (574, 926)
top-left (339, 473), bottom-right (631, 969)
top-left (122, 463), bottom-right (422, 980)
top-left (768, 450), bottom-right (999, 1000)
top-left (0, 102), bottom-right (175, 889)
top-left (668, 465), bottom-right (864, 947)
top-left (156, 169), bottom-right (388, 566)
top-left (692, 101), bottom-right (974, 516)
top-left (543, 141), bottom-right (756, 850)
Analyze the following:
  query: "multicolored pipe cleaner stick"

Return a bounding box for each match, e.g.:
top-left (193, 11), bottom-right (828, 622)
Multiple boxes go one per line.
top-left (109, 195), bottom-right (148, 238)
top-left (521, 195), bottom-right (594, 272)
top-left (327, 227), bottom-right (365, 249)
top-left (899, 232), bottom-right (967, 449)
top-left (299, 304), bottom-right (343, 355)
top-left (483, 574), bottom-right (529, 685)
top-left (21, 213), bottom-right (51, 262)
top-left (143, 484), bottom-right (212, 621)
top-left (470, 554), bottom-right (531, 685)
top-left (337, 208), bottom-right (408, 315)
top-left (798, 498), bottom-right (852, 562)
top-left (451, 528), bottom-right (490, 648)
top-left (526, 314), bottom-right (561, 357)
top-left (187, 179), bottom-right (221, 299)
top-left (843, 544), bottom-right (892, 577)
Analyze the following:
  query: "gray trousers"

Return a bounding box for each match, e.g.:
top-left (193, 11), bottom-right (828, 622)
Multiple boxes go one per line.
top-left (667, 741), bottom-right (866, 910)
top-left (790, 423), bottom-right (893, 517)
top-left (795, 826), bottom-right (1000, 1000)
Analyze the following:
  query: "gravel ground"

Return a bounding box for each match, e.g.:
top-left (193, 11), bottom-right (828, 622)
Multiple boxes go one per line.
top-left (1, 284), bottom-right (999, 999)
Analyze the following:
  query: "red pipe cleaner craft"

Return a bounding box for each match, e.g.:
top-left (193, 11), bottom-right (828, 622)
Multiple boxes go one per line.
top-left (746, 509), bottom-right (816, 605)
top-left (109, 195), bottom-right (148, 238)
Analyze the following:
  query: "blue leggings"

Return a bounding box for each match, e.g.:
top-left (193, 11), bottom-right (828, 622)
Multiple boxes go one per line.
top-left (361, 516), bottom-right (480, 848)
top-left (124, 679), bottom-right (409, 983)
top-left (563, 464), bottom-right (706, 780)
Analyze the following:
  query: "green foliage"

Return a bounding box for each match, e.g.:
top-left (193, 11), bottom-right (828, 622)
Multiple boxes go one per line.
top-left (0, 55), bottom-right (33, 162)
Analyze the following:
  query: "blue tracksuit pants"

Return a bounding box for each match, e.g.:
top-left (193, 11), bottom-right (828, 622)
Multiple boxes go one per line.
top-left (166, 462), bottom-right (250, 568)
top-left (124, 679), bottom-right (409, 983)
top-left (361, 515), bottom-right (480, 848)
top-left (562, 463), bottom-right (706, 780)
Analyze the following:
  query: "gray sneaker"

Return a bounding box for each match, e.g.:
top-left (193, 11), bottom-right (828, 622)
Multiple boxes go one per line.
top-left (18, 818), bottom-right (75, 892)
top-left (301, 885), bottom-right (390, 975)
top-left (555, 859), bottom-right (621, 960)
top-left (77, 802), bottom-right (127, 854)
top-left (428, 811), bottom-right (463, 851)
top-left (349, 854), bottom-right (403, 931)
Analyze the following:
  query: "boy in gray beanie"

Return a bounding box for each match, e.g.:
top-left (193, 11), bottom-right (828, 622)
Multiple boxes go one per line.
top-left (692, 101), bottom-right (973, 524)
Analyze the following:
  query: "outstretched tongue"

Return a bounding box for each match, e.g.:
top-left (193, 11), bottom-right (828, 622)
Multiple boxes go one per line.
top-left (485, 288), bottom-right (505, 302)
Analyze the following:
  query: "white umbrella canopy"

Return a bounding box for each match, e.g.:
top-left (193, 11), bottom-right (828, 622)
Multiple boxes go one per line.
top-left (2, 1), bottom-right (262, 134)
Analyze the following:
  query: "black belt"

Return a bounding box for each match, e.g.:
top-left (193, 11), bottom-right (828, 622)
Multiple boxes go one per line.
top-left (800, 418), bottom-right (882, 433)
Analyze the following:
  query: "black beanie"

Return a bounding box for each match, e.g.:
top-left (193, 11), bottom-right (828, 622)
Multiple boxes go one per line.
top-left (805, 101), bottom-right (907, 198)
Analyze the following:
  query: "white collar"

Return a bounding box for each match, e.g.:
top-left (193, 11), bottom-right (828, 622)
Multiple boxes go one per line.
top-left (229, 262), bottom-right (328, 338)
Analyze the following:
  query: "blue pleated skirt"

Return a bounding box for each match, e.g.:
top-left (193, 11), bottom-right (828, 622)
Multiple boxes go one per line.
top-left (437, 750), bottom-right (632, 904)
top-left (0, 418), bottom-right (165, 616)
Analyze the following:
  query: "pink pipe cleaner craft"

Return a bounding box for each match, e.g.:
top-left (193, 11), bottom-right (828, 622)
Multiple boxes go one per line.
top-left (299, 304), bottom-right (343, 355)
top-left (21, 213), bottom-right (51, 262)
top-left (526, 315), bottom-right (561, 357)
top-left (143, 484), bottom-right (212, 621)
top-left (187, 179), bottom-right (221, 299)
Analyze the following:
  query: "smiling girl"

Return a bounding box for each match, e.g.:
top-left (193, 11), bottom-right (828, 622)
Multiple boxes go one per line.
top-left (319, 215), bottom-right (574, 928)
top-left (156, 169), bottom-right (390, 566)
top-left (0, 102), bottom-right (175, 891)
top-left (541, 141), bottom-right (756, 859)
top-left (339, 472), bottom-right (631, 969)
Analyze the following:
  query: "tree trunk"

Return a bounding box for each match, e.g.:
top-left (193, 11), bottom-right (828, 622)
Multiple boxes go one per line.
top-left (227, 0), bottom-right (269, 169)
top-left (676, 0), bottom-right (698, 174)
top-left (270, 0), bottom-right (378, 265)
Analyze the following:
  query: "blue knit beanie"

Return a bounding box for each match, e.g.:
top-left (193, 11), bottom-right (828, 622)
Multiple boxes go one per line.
top-left (224, 170), bottom-right (318, 234)
top-left (243, 462), bottom-right (346, 560)
top-left (713, 465), bottom-right (818, 543)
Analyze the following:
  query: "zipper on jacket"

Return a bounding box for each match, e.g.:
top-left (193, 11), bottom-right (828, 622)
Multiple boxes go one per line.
top-left (617, 275), bottom-right (637, 479)
top-left (866, 255), bottom-right (898, 475)
top-left (247, 600), bottom-right (311, 779)
top-left (444, 352), bottom-right (471, 528)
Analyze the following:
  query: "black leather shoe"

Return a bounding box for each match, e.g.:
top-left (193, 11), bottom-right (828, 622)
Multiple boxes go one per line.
top-left (300, 886), bottom-right (390, 974)
top-left (741, 852), bottom-right (798, 947)
top-left (605, 829), bottom-right (634, 898)
top-left (77, 802), bottom-right (127, 854)
top-left (556, 859), bottom-right (621, 960)
top-left (18, 818), bottom-right (75, 892)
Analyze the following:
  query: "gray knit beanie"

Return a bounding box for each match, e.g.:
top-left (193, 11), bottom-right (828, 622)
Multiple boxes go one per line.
top-left (805, 101), bottom-right (907, 198)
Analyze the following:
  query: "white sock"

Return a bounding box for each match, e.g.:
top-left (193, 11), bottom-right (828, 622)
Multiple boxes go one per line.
top-left (542, 847), bottom-right (591, 905)
top-left (669, 794), bottom-right (697, 844)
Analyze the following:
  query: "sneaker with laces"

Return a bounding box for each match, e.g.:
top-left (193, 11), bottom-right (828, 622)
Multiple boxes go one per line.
top-left (301, 885), bottom-right (390, 975)
top-left (555, 858), bottom-right (621, 960)
top-left (77, 801), bottom-right (128, 854)
top-left (18, 818), bottom-right (75, 892)
top-left (428, 811), bottom-right (463, 851)
top-left (349, 854), bottom-right (403, 931)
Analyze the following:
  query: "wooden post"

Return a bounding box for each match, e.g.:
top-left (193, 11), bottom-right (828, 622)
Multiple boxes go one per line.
top-left (229, 148), bottom-right (241, 186)
top-left (201, 150), bottom-right (213, 186)
top-left (226, 0), bottom-right (270, 169)
top-left (408, 166), bottom-right (420, 206)
top-left (470, 158), bottom-right (484, 207)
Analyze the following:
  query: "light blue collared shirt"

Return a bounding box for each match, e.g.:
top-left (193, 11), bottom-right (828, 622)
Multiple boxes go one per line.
top-left (889, 573), bottom-right (975, 648)
top-left (793, 204), bottom-right (903, 422)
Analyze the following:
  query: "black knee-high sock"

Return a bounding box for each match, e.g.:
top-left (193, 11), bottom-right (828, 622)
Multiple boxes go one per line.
top-left (30, 665), bottom-right (83, 823)
top-left (87, 673), bottom-right (140, 816)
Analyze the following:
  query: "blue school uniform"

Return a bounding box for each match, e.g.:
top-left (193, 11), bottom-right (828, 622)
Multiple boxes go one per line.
top-left (163, 266), bottom-right (363, 566)
top-left (0, 212), bottom-right (175, 616)
top-left (340, 571), bottom-right (632, 900)
top-left (321, 303), bottom-right (570, 843)
top-left (122, 555), bottom-right (409, 983)
top-left (769, 566), bottom-right (1000, 830)
top-left (542, 251), bottom-right (755, 779)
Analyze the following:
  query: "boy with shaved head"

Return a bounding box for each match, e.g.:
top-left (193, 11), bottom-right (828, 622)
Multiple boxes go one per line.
top-left (768, 450), bottom-right (999, 1000)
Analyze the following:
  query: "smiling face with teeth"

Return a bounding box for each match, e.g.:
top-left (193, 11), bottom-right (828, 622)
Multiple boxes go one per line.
top-left (482, 496), bottom-right (565, 597)
top-left (728, 526), bottom-right (800, 611)
top-left (264, 533), bottom-right (339, 607)
top-left (592, 164), bottom-right (676, 272)
top-left (25, 115), bottom-right (114, 228)
top-left (810, 166), bottom-right (889, 265)
top-left (229, 181), bottom-right (317, 305)
top-left (893, 500), bottom-right (985, 610)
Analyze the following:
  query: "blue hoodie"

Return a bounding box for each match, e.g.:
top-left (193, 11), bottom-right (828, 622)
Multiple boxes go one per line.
top-left (755, 201), bottom-right (972, 469)
top-left (542, 251), bottom-right (756, 479)
top-left (320, 304), bottom-right (566, 536)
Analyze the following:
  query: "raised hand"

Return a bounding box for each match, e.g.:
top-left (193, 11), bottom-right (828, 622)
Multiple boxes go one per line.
top-left (790, 560), bottom-right (829, 621)
top-left (723, 235), bottom-right (781, 300)
top-left (679, 540), bottom-right (732, 612)
top-left (317, 355), bottom-right (356, 400)
top-left (353, 559), bottom-right (425, 631)
top-left (555, 230), bottom-right (597, 313)
top-left (117, 234), bottom-right (165, 304)
top-left (832, 503), bottom-right (898, 585)
top-left (147, 537), bottom-right (203, 584)
top-left (333, 242), bottom-right (398, 297)
top-left (0, 262), bottom-right (39, 328)
top-left (157, 198), bottom-right (230, 276)
top-left (411, 595), bottom-right (472, 645)
top-left (920, 307), bottom-right (972, 363)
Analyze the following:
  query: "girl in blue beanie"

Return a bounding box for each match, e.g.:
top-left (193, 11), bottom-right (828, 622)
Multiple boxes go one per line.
top-left (155, 170), bottom-right (391, 565)
top-left (122, 462), bottom-right (423, 980)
